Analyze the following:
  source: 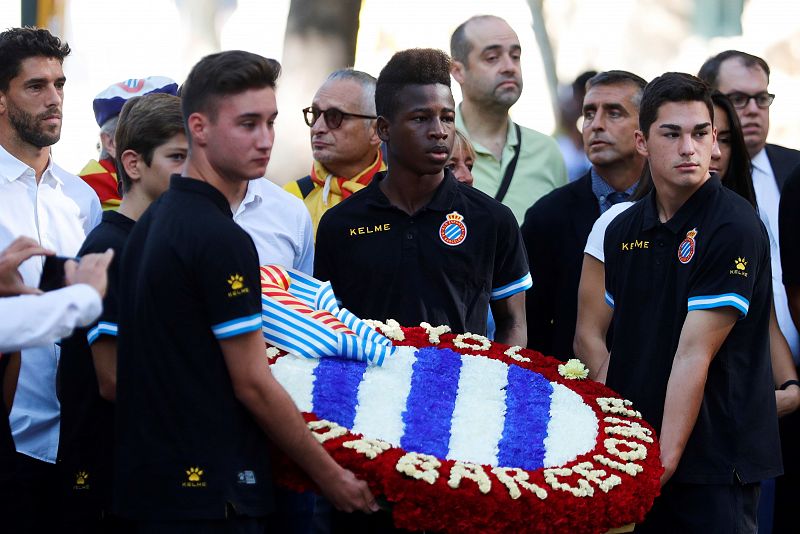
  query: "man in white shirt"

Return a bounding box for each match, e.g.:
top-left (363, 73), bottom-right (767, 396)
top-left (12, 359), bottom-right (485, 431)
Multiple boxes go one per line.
top-left (0, 27), bottom-right (102, 530)
top-left (234, 177), bottom-right (314, 274)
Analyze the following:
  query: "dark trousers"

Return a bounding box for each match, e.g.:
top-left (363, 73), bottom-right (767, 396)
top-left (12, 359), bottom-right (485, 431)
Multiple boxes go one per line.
top-left (0, 452), bottom-right (61, 534)
top-left (774, 407), bottom-right (800, 533)
top-left (131, 517), bottom-right (266, 534)
top-left (636, 480), bottom-right (760, 534)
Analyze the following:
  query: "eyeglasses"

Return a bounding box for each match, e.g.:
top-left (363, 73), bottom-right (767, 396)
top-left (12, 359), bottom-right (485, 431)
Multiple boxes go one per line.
top-left (302, 106), bottom-right (377, 129)
top-left (725, 91), bottom-right (775, 110)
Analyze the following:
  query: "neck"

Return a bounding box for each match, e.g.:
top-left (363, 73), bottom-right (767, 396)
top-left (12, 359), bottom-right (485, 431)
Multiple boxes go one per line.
top-left (653, 175), bottom-right (708, 223)
top-left (184, 155), bottom-right (247, 208)
top-left (0, 133), bottom-right (51, 182)
top-left (229, 180), bottom-right (249, 214)
top-left (379, 165), bottom-right (444, 215)
top-left (323, 149), bottom-right (380, 180)
top-left (459, 99), bottom-right (509, 158)
top-left (117, 188), bottom-right (151, 221)
top-left (593, 157), bottom-right (645, 192)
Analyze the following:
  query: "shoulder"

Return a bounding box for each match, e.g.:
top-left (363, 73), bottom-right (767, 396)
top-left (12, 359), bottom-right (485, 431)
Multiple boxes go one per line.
top-left (284, 175), bottom-right (314, 199)
top-left (253, 178), bottom-right (308, 216)
top-left (518, 124), bottom-right (560, 151)
top-left (458, 184), bottom-right (518, 228)
top-left (766, 143), bottom-right (800, 160)
top-left (52, 163), bottom-right (101, 204)
top-left (526, 174), bottom-right (591, 215)
top-left (714, 187), bottom-right (764, 233)
top-left (79, 219), bottom-right (125, 254)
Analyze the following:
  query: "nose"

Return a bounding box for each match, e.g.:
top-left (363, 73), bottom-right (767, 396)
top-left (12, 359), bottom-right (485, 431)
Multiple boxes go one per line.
top-left (591, 110), bottom-right (606, 131)
top-left (711, 139), bottom-right (721, 160)
top-left (44, 83), bottom-right (62, 108)
top-left (429, 117), bottom-right (449, 139)
top-left (743, 96), bottom-right (761, 115)
top-left (498, 53), bottom-right (518, 75)
top-left (679, 134), bottom-right (696, 157)
top-left (310, 112), bottom-right (328, 135)
top-left (256, 123), bottom-right (274, 151)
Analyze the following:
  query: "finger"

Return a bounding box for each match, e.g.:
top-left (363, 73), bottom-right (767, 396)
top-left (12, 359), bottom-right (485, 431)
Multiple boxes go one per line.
top-left (5, 246), bottom-right (54, 267)
top-left (14, 284), bottom-right (43, 296)
top-left (3, 236), bottom-right (42, 254)
top-left (361, 484), bottom-right (379, 513)
top-left (63, 258), bottom-right (78, 285)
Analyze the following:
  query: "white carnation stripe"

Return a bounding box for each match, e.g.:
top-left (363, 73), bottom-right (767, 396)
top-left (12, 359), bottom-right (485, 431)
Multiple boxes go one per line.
top-left (447, 354), bottom-right (509, 466)
top-left (270, 354), bottom-right (320, 412)
top-left (351, 346), bottom-right (417, 445)
top-left (543, 383), bottom-right (599, 467)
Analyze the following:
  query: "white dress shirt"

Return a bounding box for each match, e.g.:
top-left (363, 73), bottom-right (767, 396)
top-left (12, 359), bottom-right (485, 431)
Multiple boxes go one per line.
top-left (0, 144), bottom-right (102, 462)
top-left (752, 149), bottom-right (800, 359)
top-left (234, 178), bottom-right (314, 275)
top-left (0, 284), bottom-right (102, 353)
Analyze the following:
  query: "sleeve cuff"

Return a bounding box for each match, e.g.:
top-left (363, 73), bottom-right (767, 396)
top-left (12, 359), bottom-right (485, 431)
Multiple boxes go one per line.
top-left (605, 291), bottom-right (615, 309)
top-left (687, 293), bottom-right (749, 317)
top-left (87, 321), bottom-right (118, 345)
top-left (211, 313), bottom-right (262, 339)
top-left (491, 273), bottom-right (533, 301)
top-left (60, 284), bottom-right (103, 327)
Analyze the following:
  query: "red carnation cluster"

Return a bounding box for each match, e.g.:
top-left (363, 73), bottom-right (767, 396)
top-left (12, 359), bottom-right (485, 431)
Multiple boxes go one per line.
top-left (270, 326), bottom-right (663, 534)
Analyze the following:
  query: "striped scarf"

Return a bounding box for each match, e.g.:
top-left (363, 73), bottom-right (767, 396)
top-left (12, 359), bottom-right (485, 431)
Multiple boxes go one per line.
top-left (310, 150), bottom-right (385, 201)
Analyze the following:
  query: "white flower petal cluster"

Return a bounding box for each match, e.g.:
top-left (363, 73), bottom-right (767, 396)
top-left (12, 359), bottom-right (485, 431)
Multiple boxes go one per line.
top-left (420, 322), bottom-right (450, 344)
top-left (363, 318), bottom-right (405, 341)
top-left (448, 461), bottom-right (492, 494)
top-left (343, 438), bottom-right (391, 459)
top-left (307, 419), bottom-right (347, 443)
top-left (396, 452), bottom-right (441, 484)
top-left (503, 346), bottom-right (531, 363)
top-left (596, 397), bottom-right (642, 418)
top-left (453, 333), bottom-right (491, 351)
top-left (557, 359), bottom-right (589, 380)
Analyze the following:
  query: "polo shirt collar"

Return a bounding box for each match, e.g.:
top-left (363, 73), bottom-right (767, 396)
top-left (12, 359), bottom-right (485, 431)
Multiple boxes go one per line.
top-left (0, 143), bottom-right (60, 185)
top-left (642, 174), bottom-right (721, 233)
top-left (170, 174), bottom-right (233, 217)
top-left (455, 104), bottom-right (518, 156)
top-left (364, 169), bottom-right (459, 212)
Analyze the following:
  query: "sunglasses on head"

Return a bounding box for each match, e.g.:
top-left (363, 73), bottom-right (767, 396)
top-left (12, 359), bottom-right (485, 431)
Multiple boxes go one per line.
top-left (302, 106), bottom-right (377, 129)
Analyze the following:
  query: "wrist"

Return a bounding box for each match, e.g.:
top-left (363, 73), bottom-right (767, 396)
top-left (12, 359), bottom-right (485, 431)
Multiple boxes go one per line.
top-left (778, 379), bottom-right (800, 391)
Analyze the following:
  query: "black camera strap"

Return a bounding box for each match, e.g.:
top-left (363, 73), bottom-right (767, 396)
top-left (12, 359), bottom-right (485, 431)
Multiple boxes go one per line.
top-left (495, 122), bottom-right (522, 203)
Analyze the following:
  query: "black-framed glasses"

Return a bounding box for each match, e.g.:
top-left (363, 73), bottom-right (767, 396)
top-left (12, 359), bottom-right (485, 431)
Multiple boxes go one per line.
top-left (302, 106), bottom-right (377, 129)
top-left (725, 91), bottom-right (775, 109)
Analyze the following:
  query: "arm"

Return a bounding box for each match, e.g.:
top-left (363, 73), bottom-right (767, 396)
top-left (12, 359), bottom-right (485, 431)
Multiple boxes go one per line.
top-left (491, 291), bottom-right (527, 347)
top-left (0, 236), bottom-right (53, 296)
top-left (520, 210), bottom-right (555, 352)
top-left (0, 285), bottom-right (101, 353)
top-left (769, 300), bottom-right (800, 417)
top-left (91, 337), bottom-right (117, 402)
top-left (295, 211), bottom-right (315, 276)
top-left (219, 330), bottom-right (378, 513)
top-left (658, 307), bottom-right (737, 486)
top-left (574, 254), bottom-right (613, 382)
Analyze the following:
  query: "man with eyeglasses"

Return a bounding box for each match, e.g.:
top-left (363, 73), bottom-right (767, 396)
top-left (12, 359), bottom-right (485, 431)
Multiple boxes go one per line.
top-left (285, 69), bottom-right (385, 235)
top-left (700, 50), bottom-right (800, 534)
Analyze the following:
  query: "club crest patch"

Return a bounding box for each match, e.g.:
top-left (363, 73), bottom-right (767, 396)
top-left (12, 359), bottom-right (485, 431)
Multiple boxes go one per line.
top-left (678, 228), bottom-right (698, 264)
top-left (439, 211), bottom-right (467, 246)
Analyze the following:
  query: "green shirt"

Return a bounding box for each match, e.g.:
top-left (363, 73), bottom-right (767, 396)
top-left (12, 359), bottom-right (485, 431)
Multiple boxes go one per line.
top-left (456, 106), bottom-right (567, 224)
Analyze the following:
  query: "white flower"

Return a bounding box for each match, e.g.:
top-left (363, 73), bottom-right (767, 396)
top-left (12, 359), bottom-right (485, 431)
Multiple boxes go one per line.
top-left (363, 318), bottom-right (405, 341)
top-left (420, 322), bottom-right (450, 344)
top-left (557, 359), bottom-right (589, 380)
top-left (265, 346), bottom-right (281, 361)
top-left (453, 333), bottom-right (491, 351)
top-left (504, 346), bottom-right (531, 363)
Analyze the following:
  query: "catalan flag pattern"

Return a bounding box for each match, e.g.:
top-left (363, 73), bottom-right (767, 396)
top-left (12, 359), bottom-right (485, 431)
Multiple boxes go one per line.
top-left (259, 265), bottom-right (395, 366)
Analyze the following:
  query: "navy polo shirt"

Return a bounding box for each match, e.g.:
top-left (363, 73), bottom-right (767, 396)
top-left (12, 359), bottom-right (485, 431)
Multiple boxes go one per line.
top-left (604, 176), bottom-right (782, 484)
top-left (314, 170), bottom-right (531, 334)
top-left (114, 176), bottom-right (272, 520)
top-left (58, 210), bottom-right (133, 519)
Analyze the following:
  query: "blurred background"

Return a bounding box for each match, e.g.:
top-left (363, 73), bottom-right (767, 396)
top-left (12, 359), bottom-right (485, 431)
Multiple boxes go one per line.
top-left (2, 0), bottom-right (799, 184)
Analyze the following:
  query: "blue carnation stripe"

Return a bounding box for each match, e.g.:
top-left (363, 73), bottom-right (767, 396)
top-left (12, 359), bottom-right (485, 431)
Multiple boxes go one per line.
top-left (312, 358), bottom-right (367, 429)
top-left (497, 365), bottom-right (553, 471)
top-left (401, 347), bottom-right (462, 458)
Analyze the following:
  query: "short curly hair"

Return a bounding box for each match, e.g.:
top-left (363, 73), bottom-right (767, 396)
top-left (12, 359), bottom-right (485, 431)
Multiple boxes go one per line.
top-left (0, 27), bottom-right (71, 91)
top-left (376, 48), bottom-right (451, 120)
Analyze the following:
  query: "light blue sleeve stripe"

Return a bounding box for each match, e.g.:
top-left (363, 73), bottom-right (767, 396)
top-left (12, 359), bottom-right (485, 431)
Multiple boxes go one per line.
top-left (86, 321), bottom-right (118, 345)
top-left (491, 273), bottom-right (533, 300)
top-left (605, 291), bottom-right (615, 309)
top-left (212, 314), bottom-right (262, 339)
top-left (687, 293), bottom-right (749, 317)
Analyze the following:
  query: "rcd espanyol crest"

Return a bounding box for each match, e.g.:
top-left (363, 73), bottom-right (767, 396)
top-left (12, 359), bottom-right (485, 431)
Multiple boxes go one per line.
top-left (439, 211), bottom-right (467, 246)
top-left (678, 228), bottom-right (698, 264)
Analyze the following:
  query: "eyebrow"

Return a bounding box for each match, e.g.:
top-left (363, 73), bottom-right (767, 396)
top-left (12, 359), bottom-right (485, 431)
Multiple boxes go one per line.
top-left (24, 76), bottom-right (66, 85)
top-left (408, 106), bottom-right (456, 114)
top-left (583, 102), bottom-right (627, 114)
top-left (658, 122), bottom-right (711, 131)
top-left (481, 44), bottom-right (521, 55)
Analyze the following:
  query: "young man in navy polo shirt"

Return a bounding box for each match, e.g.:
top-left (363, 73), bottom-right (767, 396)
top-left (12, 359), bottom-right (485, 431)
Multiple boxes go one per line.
top-left (603, 72), bottom-right (781, 532)
top-left (57, 92), bottom-right (187, 531)
top-left (314, 49), bottom-right (530, 347)
top-left (114, 51), bottom-right (377, 532)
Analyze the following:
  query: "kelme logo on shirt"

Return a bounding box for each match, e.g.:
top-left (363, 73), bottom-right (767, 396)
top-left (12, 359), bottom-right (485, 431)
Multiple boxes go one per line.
top-left (227, 274), bottom-right (250, 298)
top-left (73, 470), bottom-right (90, 490)
top-left (439, 211), bottom-right (467, 246)
top-left (730, 257), bottom-right (748, 277)
top-left (677, 228), bottom-right (698, 264)
top-left (182, 466), bottom-right (207, 488)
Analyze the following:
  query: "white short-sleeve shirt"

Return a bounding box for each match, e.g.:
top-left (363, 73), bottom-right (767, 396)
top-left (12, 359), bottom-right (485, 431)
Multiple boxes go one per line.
top-left (584, 201), bottom-right (634, 262)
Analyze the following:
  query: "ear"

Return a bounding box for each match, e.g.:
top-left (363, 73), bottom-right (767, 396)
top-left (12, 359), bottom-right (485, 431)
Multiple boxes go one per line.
top-left (634, 130), bottom-right (649, 158)
top-left (367, 119), bottom-right (381, 148)
top-left (376, 116), bottom-right (390, 144)
top-left (451, 60), bottom-right (466, 85)
top-left (100, 131), bottom-right (116, 159)
top-left (120, 149), bottom-right (143, 184)
top-left (187, 112), bottom-right (209, 147)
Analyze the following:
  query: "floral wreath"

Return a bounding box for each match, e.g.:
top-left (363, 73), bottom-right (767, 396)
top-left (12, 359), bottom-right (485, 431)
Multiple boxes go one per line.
top-left (267, 325), bottom-right (662, 534)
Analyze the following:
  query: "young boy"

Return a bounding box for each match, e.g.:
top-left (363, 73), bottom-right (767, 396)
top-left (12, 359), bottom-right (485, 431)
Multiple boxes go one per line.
top-left (57, 92), bottom-right (187, 530)
top-left (314, 48), bottom-right (530, 347)
top-left (603, 73), bottom-right (781, 532)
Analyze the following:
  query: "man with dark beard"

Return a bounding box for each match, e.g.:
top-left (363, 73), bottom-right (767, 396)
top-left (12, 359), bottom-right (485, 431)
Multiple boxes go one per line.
top-left (0, 27), bottom-right (102, 531)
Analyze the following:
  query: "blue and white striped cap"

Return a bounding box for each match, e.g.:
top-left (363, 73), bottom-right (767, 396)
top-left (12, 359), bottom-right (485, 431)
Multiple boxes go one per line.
top-left (92, 76), bottom-right (179, 126)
